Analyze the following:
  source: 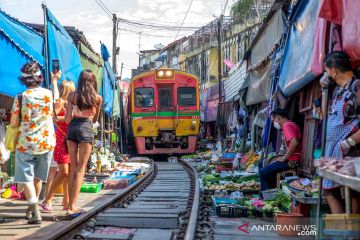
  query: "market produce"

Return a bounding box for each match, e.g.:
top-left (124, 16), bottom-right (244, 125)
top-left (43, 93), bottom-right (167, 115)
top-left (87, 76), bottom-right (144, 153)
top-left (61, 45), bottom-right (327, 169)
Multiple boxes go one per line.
top-left (241, 152), bottom-right (260, 168)
top-left (316, 157), bottom-right (358, 176)
top-left (289, 178), bottom-right (319, 194)
top-left (204, 180), bottom-right (260, 191)
top-left (262, 192), bottom-right (292, 213)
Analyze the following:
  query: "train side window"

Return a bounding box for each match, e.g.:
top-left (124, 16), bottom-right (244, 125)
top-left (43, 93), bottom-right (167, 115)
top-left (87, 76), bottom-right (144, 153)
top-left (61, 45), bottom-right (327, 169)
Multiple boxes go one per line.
top-left (178, 87), bottom-right (196, 106)
top-left (135, 88), bottom-right (154, 107)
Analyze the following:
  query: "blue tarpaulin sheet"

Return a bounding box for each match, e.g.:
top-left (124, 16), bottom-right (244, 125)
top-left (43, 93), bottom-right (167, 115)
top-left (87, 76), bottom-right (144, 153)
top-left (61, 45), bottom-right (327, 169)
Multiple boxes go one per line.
top-left (101, 43), bottom-right (115, 116)
top-left (278, 0), bottom-right (323, 96)
top-left (0, 10), bottom-right (44, 97)
top-left (46, 9), bottom-right (82, 85)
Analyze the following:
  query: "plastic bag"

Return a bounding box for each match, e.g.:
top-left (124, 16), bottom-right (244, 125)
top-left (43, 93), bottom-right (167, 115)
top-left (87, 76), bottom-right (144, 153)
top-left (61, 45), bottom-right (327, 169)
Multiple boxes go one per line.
top-left (0, 142), bottom-right (10, 163)
top-left (5, 125), bottom-right (19, 152)
top-left (233, 152), bottom-right (241, 169)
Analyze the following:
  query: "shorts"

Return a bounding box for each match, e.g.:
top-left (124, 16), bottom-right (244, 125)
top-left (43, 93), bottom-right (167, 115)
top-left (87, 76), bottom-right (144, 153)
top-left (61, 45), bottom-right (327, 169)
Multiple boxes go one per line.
top-left (67, 118), bottom-right (94, 143)
top-left (322, 186), bottom-right (344, 198)
top-left (50, 157), bottom-right (58, 168)
top-left (14, 150), bottom-right (53, 183)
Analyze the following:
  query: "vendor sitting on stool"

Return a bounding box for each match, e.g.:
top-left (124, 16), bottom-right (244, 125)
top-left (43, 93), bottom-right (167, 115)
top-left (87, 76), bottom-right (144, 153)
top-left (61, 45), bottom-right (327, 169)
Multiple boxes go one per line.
top-left (259, 108), bottom-right (302, 191)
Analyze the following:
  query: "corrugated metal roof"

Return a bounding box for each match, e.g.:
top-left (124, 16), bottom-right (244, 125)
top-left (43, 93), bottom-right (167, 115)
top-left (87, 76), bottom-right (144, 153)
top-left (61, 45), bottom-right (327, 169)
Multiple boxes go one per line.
top-left (224, 60), bottom-right (247, 102)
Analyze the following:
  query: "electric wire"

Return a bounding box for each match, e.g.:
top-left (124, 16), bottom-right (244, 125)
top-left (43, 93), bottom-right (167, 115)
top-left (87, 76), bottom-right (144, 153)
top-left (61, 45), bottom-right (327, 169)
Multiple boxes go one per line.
top-left (97, 0), bottom-right (113, 16)
top-left (94, 0), bottom-right (112, 19)
top-left (174, 0), bottom-right (195, 41)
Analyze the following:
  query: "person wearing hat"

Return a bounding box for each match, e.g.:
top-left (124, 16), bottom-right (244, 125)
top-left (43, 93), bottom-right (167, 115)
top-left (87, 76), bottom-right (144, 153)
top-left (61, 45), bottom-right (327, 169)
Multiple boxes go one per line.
top-left (10, 62), bottom-right (56, 224)
top-left (259, 108), bottom-right (302, 191)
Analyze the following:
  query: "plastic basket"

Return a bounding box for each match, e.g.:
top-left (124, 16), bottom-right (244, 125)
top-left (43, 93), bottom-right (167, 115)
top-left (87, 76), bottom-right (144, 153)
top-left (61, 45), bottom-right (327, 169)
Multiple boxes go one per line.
top-left (80, 183), bottom-right (102, 193)
top-left (324, 214), bottom-right (360, 231)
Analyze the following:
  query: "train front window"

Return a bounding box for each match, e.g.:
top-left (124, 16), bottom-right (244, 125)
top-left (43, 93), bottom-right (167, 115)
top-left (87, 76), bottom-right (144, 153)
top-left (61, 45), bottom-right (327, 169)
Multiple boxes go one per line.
top-left (178, 87), bottom-right (196, 106)
top-left (135, 88), bottom-right (154, 107)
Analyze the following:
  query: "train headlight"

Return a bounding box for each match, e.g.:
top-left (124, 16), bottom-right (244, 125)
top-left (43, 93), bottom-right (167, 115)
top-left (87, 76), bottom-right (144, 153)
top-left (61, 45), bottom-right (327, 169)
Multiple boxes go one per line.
top-left (157, 70), bottom-right (164, 77)
top-left (156, 69), bottom-right (174, 79)
top-left (190, 125), bottom-right (196, 131)
top-left (137, 126), bottom-right (143, 132)
top-left (165, 70), bottom-right (173, 77)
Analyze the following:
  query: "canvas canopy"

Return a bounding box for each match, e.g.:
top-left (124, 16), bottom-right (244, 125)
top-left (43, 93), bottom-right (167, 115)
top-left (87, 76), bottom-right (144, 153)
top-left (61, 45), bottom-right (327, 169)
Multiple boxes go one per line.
top-left (79, 42), bottom-right (103, 93)
top-left (246, 60), bottom-right (272, 106)
top-left (278, 0), bottom-right (326, 96)
top-left (0, 10), bottom-right (44, 97)
top-left (46, 9), bottom-right (83, 86)
top-left (101, 43), bottom-right (116, 116)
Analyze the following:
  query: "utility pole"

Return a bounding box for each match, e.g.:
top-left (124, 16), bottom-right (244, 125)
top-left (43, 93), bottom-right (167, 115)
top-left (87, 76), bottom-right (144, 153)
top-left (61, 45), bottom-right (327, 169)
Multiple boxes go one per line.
top-left (110, 13), bottom-right (118, 151)
top-left (217, 15), bottom-right (223, 102)
top-left (118, 62), bottom-right (124, 154)
top-left (112, 13), bottom-right (118, 74)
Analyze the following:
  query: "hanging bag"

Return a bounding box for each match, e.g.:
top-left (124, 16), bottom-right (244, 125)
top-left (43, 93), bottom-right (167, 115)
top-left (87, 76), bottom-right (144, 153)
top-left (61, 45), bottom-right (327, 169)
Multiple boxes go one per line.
top-left (5, 94), bottom-right (22, 152)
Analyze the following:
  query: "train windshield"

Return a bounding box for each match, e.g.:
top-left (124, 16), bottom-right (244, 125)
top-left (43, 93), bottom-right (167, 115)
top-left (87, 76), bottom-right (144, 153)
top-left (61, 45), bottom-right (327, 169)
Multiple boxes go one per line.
top-left (135, 88), bottom-right (154, 107)
top-left (178, 87), bottom-right (196, 106)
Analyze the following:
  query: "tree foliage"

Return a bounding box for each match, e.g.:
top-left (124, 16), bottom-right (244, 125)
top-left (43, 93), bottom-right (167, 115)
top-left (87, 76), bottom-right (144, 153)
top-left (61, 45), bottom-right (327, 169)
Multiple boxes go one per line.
top-left (231, 0), bottom-right (254, 21)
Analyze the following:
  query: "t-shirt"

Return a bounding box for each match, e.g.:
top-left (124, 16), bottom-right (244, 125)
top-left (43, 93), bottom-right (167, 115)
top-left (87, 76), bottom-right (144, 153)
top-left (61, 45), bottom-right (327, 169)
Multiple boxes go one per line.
top-left (282, 121), bottom-right (302, 161)
top-left (11, 87), bottom-right (56, 155)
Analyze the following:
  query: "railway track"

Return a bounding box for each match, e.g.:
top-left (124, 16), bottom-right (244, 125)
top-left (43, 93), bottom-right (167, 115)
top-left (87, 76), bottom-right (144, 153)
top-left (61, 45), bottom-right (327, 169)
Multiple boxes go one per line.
top-left (19, 158), bottom-right (199, 240)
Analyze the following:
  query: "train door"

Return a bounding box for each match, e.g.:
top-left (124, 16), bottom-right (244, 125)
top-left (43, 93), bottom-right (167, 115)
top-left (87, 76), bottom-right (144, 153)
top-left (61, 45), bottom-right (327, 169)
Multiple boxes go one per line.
top-left (158, 85), bottom-right (174, 111)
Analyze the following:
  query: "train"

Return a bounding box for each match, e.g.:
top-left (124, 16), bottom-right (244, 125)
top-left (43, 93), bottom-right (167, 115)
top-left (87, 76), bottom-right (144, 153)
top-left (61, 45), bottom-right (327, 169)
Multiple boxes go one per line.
top-left (124, 68), bottom-right (200, 154)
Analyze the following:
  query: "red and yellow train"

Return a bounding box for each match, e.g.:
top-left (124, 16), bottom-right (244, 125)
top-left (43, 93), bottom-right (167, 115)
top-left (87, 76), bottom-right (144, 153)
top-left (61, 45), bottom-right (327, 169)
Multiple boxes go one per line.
top-left (125, 68), bottom-right (200, 154)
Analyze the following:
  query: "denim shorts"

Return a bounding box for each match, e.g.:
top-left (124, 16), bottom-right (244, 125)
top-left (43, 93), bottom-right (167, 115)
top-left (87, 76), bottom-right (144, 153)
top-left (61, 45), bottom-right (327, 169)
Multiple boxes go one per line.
top-left (67, 118), bottom-right (94, 143)
top-left (14, 150), bottom-right (53, 183)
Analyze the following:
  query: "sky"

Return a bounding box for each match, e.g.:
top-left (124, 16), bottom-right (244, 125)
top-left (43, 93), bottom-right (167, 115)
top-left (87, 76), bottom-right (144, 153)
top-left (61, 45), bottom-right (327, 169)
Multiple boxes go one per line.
top-left (0, 0), bottom-right (232, 78)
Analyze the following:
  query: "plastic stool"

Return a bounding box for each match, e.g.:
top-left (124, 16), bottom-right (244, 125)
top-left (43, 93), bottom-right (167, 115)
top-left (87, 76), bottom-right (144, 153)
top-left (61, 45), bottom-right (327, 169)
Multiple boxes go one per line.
top-left (276, 169), bottom-right (297, 189)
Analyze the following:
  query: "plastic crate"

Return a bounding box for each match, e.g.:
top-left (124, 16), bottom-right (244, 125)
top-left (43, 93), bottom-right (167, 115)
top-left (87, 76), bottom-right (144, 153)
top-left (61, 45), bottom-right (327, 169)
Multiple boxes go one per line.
top-left (215, 205), bottom-right (239, 217)
top-left (324, 214), bottom-right (360, 231)
top-left (261, 189), bottom-right (279, 200)
top-left (212, 196), bottom-right (237, 205)
top-left (222, 152), bottom-right (236, 159)
top-left (215, 165), bottom-right (233, 173)
top-left (80, 183), bottom-right (102, 193)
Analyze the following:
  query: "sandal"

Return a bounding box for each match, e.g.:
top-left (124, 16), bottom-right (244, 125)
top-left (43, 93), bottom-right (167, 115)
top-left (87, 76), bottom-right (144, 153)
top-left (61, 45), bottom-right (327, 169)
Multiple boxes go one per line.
top-left (40, 203), bottom-right (53, 213)
top-left (65, 209), bottom-right (86, 220)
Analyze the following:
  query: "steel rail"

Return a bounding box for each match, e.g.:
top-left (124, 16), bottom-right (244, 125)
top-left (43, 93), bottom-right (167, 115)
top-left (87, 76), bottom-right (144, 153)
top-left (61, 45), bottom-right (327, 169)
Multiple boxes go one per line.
top-left (179, 159), bottom-right (200, 240)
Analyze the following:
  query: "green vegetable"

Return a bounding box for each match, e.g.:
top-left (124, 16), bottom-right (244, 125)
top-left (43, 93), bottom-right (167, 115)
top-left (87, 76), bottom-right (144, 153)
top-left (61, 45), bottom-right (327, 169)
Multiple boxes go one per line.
top-left (268, 192), bottom-right (292, 212)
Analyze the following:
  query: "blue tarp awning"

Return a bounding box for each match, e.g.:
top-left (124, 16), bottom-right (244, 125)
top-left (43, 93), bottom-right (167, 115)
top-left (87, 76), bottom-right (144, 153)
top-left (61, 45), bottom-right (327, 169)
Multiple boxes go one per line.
top-left (0, 10), bottom-right (44, 97)
top-left (278, 0), bottom-right (324, 96)
top-left (101, 43), bottom-right (116, 116)
top-left (46, 9), bottom-right (82, 86)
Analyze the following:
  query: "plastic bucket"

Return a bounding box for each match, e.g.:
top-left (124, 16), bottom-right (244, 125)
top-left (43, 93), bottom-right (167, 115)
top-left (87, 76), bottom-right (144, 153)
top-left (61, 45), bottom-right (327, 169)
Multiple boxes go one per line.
top-left (55, 182), bottom-right (64, 195)
top-left (275, 213), bottom-right (304, 236)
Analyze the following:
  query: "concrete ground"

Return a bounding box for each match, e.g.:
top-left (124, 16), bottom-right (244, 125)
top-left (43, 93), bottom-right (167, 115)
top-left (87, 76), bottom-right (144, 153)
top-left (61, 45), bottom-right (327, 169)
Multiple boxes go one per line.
top-left (0, 189), bottom-right (124, 240)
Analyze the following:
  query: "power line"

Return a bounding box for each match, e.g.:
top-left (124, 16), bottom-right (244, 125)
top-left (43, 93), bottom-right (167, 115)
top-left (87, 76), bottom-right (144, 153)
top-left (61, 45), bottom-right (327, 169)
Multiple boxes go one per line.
top-left (93, 0), bottom-right (112, 19)
top-left (222, 0), bottom-right (229, 16)
top-left (118, 27), bottom-right (188, 38)
top-left (118, 18), bottom-right (200, 31)
top-left (97, 0), bottom-right (113, 16)
top-left (174, 0), bottom-right (195, 41)
top-left (115, 13), bottom-right (210, 27)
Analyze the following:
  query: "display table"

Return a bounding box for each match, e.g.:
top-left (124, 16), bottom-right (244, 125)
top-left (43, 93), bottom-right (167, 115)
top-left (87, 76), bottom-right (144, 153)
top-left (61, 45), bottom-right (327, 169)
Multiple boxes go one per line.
top-left (282, 185), bottom-right (326, 204)
top-left (317, 168), bottom-right (360, 213)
